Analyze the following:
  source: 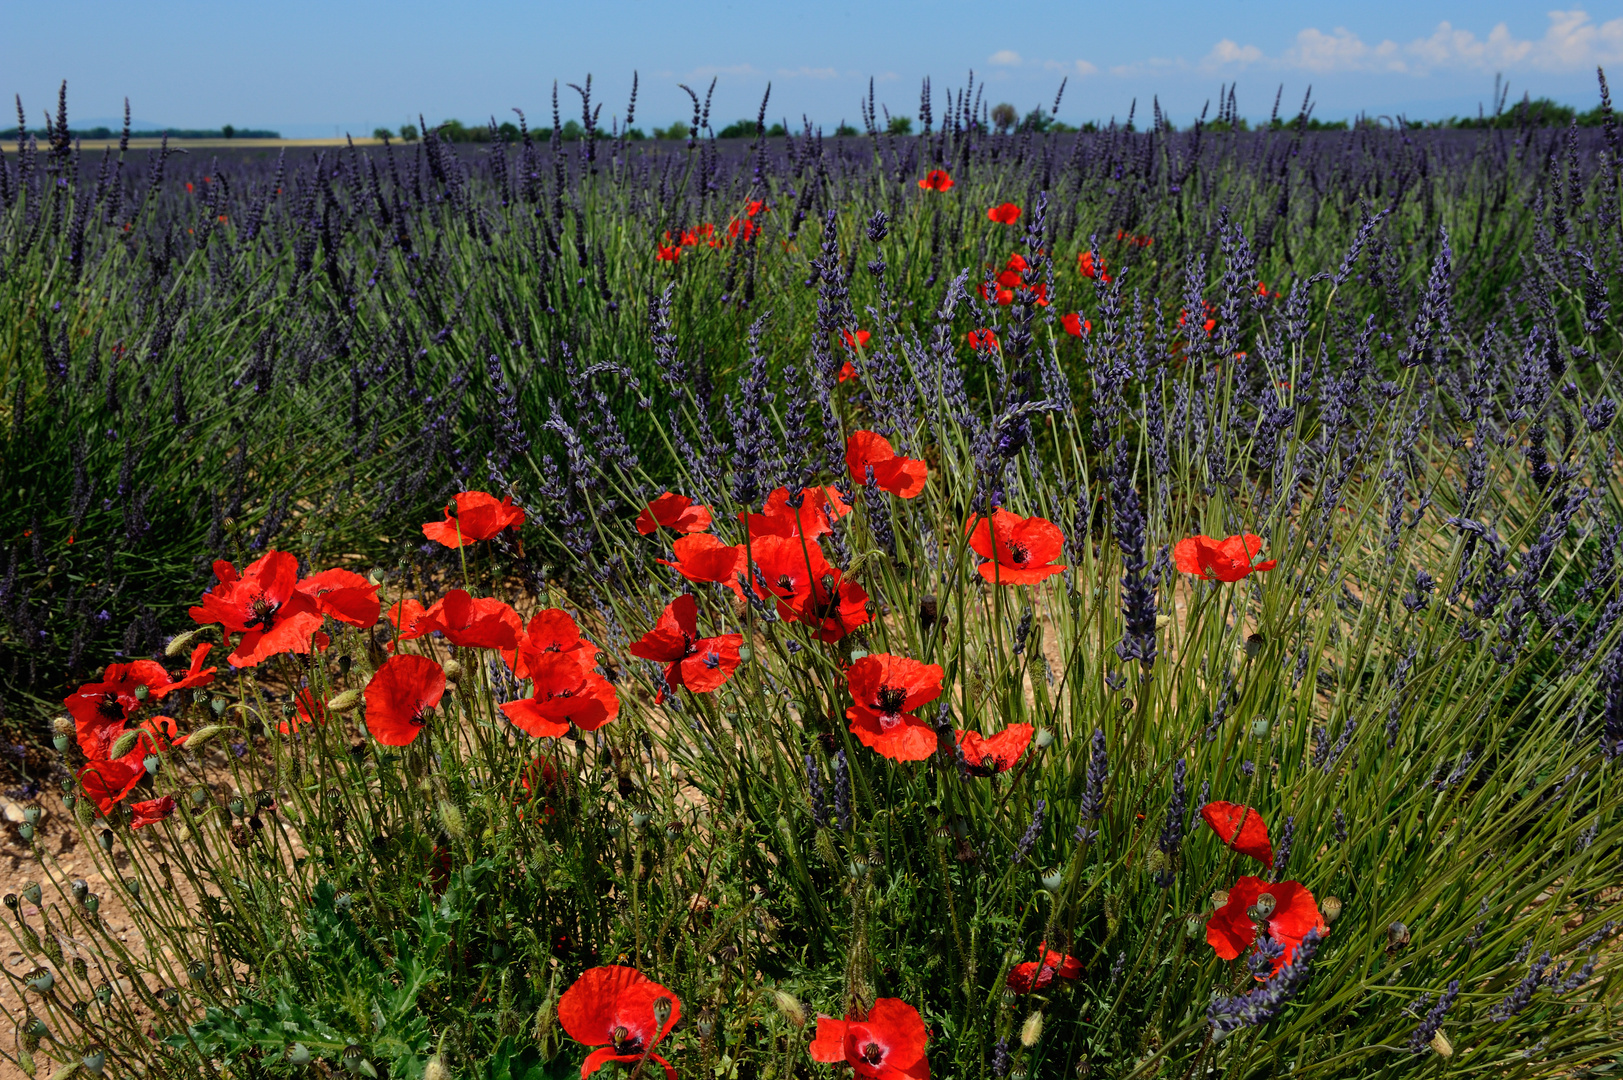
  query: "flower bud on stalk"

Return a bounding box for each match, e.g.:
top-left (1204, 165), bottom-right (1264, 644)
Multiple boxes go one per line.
top-left (771, 990), bottom-right (806, 1028)
top-left (443, 659), bottom-right (464, 683)
top-left (1020, 1010), bottom-right (1044, 1047)
top-left (1430, 1031), bottom-right (1453, 1059)
top-left (108, 730), bottom-right (140, 760)
top-left (327, 690), bottom-right (362, 714)
top-left (187, 724), bottom-right (225, 750)
top-left (165, 629), bottom-right (198, 657)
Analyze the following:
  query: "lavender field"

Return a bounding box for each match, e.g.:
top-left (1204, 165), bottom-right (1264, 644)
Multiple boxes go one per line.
top-left (0, 76), bottom-right (1620, 1079)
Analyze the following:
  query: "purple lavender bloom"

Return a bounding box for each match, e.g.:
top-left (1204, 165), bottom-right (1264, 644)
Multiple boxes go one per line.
top-left (1207, 928), bottom-right (1323, 1040)
top-left (1076, 729), bottom-right (1107, 842)
top-left (1407, 980), bottom-right (1459, 1053)
top-left (1016, 799), bottom-right (1046, 862)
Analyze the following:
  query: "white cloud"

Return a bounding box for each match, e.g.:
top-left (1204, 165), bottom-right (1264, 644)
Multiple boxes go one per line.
top-left (1206, 10), bottom-right (1623, 77)
top-left (685, 63), bottom-right (762, 79)
top-left (989, 49), bottom-right (1023, 66)
top-left (1203, 39), bottom-right (1263, 69)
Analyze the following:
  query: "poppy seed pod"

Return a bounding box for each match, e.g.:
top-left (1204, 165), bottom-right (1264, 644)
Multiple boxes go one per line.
top-left (133, 683), bottom-right (149, 701)
top-left (1244, 633), bottom-right (1265, 658)
top-left (85, 894), bottom-right (100, 912)
top-left (1252, 892), bottom-right (1277, 919)
top-left (1210, 889), bottom-right (1230, 910)
top-left (1040, 869), bottom-right (1065, 891)
top-left (26, 968), bottom-right (54, 993)
top-left (17, 822), bottom-right (33, 842)
top-left (53, 733), bottom-right (71, 752)
top-left (23, 880), bottom-right (42, 905)
top-left (919, 593), bottom-right (940, 634)
top-left (1321, 896), bottom-right (1343, 923)
top-left (2, 893), bottom-right (15, 909)
top-left (653, 995), bottom-right (674, 1028)
top-left (1387, 921), bottom-right (1411, 950)
top-left (62, 792), bottom-right (75, 810)
top-left (82, 1047), bottom-right (106, 1076)
top-left (71, 879), bottom-right (88, 902)
top-left (1250, 718), bottom-right (1271, 739)
top-left (1034, 727), bottom-right (1054, 749)
top-left (288, 1043), bottom-right (312, 1065)
top-left (1185, 915), bottom-right (1203, 939)
top-left (24, 805), bottom-right (41, 825)
top-left (144, 754), bottom-right (161, 775)
top-left (1021, 1010), bottom-right (1044, 1047)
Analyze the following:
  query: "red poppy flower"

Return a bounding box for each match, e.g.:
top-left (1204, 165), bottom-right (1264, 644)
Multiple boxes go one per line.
top-left (1006, 943), bottom-right (1082, 993)
top-left (1077, 251), bottom-right (1111, 282)
top-left (77, 753), bottom-right (148, 816)
top-left (64, 646), bottom-right (214, 758)
top-left (656, 244), bottom-right (681, 262)
top-left (746, 199), bottom-right (765, 217)
top-left (296, 569), bottom-right (381, 628)
top-left (426, 589), bottom-right (523, 650)
top-left (752, 535), bottom-right (871, 642)
top-left (846, 431), bottom-right (929, 499)
top-left (918, 169), bottom-right (953, 192)
top-left (1257, 281), bottom-right (1272, 298)
top-left (1206, 875), bottom-right (1328, 976)
top-left (957, 723), bottom-right (1034, 774)
top-left (558, 965), bottom-right (681, 1080)
top-left (386, 597), bottom-right (438, 646)
top-left (506, 608), bottom-right (600, 680)
top-left (967, 509), bottom-right (1067, 585)
top-left (1061, 312), bottom-right (1091, 337)
top-left (987, 202), bottom-right (1021, 225)
top-left (636, 492), bottom-right (712, 536)
top-left (966, 329), bottom-right (999, 350)
top-left (980, 282), bottom-right (1016, 306)
top-left (502, 653), bottom-right (620, 737)
top-left (628, 594), bottom-right (743, 699)
top-left (1115, 229), bottom-right (1153, 248)
top-left (809, 998), bottom-right (929, 1080)
top-left (740, 486), bottom-right (852, 543)
top-left (517, 754), bottom-right (565, 818)
top-left (845, 654), bottom-right (943, 762)
top-left (1173, 534), bottom-right (1277, 583)
top-left (281, 684), bottom-right (327, 735)
top-left (363, 655), bottom-right (446, 746)
top-left (656, 534), bottom-right (747, 600)
top-left (129, 795), bottom-right (177, 829)
top-left (839, 361), bottom-right (860, 383)
top-left (421, 491), bottom-right (526, 548)
top-left (185, 181), bottom-right (194, 193)
top-left (1201, 801), bottom-right (1273, 865)
top-left (841, 328), bottom-right (871, 350)
top-left (729, 217), bottom-right (759, 242)
top-left (188, 551), bottom-right (326, 667)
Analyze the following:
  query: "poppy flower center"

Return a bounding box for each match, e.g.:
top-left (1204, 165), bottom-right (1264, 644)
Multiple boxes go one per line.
top-left (1007, 541), bottom-right (1030, 565)
top-left (862, 1041), bottom-right (884, 1064)
top-left (410, 703), bottom-right (430, 726)
top-left (775, 574), bottom-right (796, 592)
top-left (876, 685), bottom-right (907, 713)
top-left (610, 1025), bottom-right (641, 1054)
top-left (681, 632), bottom-right (699, 658)
top-left (247, 594), bottom-right (279, 630)
top-left (98, 693), bottom-right (125, 719)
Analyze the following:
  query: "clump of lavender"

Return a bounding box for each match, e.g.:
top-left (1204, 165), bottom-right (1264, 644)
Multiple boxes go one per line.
top-left (1075, 729), bottom-right (1107, 842)
top-left (832, 749), bottom-right (851, 832)
top-left (1407, 980), bottom-right (1459, 1053)
top-left (1489, 952), bottom-right (1551, 1020)
top-left (806, 754), bottom-right (829, 829)
top-left (1208, 929), bottom-right (1323, 1040)
top-left (1271, 815), bottom-right (1295, 880)
top-left (1155, 759), bottom-right (1187, 886)
top-left (1016, 799), bottom-right (1046, 862)
top-left (1110, 442), bottom-right (1158, 669)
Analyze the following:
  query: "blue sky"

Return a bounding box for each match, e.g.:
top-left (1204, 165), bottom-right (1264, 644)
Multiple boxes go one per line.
top-left (13, 1), bottom-right (1622, 137)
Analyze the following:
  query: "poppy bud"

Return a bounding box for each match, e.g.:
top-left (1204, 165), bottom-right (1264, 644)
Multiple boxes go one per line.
top-left (1387, 921), bottom-right (1411, 951)
top-left (72, 956), bottom-right (87, 977)
top-left (22, 880), bottom-right (41, 905)
top-left (1145, 849), bottom-right (1168, 875)
top-left (1252, 893), bottom-right (1277, 919)
top-left (338, 653), bottom-right (353, 676)
top-left (74, 796), bottom-right (95, 829)
top-left (1210, 889), bottom-right (1229, 910)
top-left (165, 629), bottom-right (197, 657)
top-left (815, 828), bottom-right (838, 866)
top-left (443, 659), bottom-right (464, 682)
top-left (437, 800), bottom-right (466, 841)
top-left (919, 593), bottom-right (940, 634)
top-left (188, 724), bottom-right (224, 749)
top-left (1430, 1031), bottom-right (1453, 1059)
top-left (424, 1056), bottom-right (450, 1080)
top-left (52, 715), bottom-right (74, 738)
top-left (1155, 614), bottom-right (1171, 630)
top-left (108, 730), bottom-right (140, 760)
top-left (771, 989), bottom-right (806, 1028)
top-left (1321, 896), bottom-right (1342, 923)
top-left (1020, 1010), bottom-right (1044, 1047)
top-left (327, 690), bottom-right (362, 713)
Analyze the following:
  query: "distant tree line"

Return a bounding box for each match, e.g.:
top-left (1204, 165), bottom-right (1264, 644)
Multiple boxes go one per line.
top-left (20, 124), bottom-right (280, 140)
